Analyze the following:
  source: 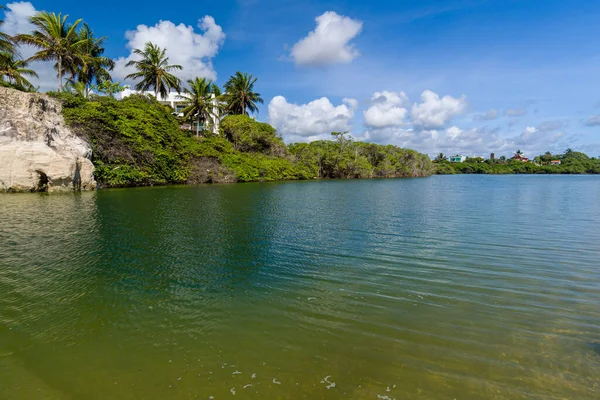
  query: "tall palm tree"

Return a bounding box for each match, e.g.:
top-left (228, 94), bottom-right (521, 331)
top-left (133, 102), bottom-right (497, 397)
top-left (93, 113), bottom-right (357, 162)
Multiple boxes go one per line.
top-left (14, 12), bottom-right (88, 91)
top-left (0, 5), bottom-right (16, 55)
top-left (178, 77), bottom-right (220, 138)
top-left (434, 153), bottom-right (447, 162)
top-left (125, 42), bottom-right (182, 99)
top-left (64, 23), bottom-right (114, 97)
top-left (0, 51), bottom-right (38, 91)
top-left (223, 71), bottom-right (263, 116)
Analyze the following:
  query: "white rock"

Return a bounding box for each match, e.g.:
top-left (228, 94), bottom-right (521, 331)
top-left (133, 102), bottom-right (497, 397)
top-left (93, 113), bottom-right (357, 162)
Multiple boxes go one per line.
top-left (0, 87), bottom-right (96, 192)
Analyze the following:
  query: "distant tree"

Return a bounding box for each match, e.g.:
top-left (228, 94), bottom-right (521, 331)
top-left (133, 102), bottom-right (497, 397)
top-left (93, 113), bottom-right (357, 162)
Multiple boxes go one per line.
top-left (178, 77), bottom-right (220, 138)
top-left (0, 51), bottom-right (38, 91)
top-left (499, 155), bottom-right (507, 161)
top-left (14, 12), bottom-right (88, 91)
top-left (514, 149), bottom-right (523, 156)
top-left (125, 42), bottom-right (182, 98)
top-left (223, 72), bottom-right (263, 116)
top-left (434, 153), bottom-right (447, 162)
top-left (96, 80), bottom-right (126, 97)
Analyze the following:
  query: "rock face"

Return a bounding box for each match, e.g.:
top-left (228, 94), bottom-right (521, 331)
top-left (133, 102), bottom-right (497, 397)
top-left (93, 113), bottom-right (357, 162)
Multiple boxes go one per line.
top-left (0, 87), bottom-right (96, 192)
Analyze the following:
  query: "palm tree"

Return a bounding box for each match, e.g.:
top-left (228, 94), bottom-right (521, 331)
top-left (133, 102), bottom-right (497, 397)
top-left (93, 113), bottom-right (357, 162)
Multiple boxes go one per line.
top-left (434, 153), bottom-right (447, 162)
top-left (64, 23), bottom-right (114, 97)
top-left (125, 42), bottom-right (182, 99)
top-left (0, 51), bottom-right (38, 91)
top-left (14, 12), bottom-right (88, 92)
top-left (178, 77), bottom-right (220, 138)
top-left (223, 71), bottom-right (263, 116)
top-left (0, 5), bottom-right (16, 55)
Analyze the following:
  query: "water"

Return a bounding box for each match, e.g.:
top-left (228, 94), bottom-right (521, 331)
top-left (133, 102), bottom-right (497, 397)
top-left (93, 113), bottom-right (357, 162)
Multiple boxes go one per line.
top-left (1, 175), bottom-right (600, 399)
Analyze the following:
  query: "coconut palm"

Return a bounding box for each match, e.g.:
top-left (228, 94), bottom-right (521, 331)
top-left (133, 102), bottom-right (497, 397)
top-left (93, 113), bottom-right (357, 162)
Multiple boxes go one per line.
top-left (178, 77), bottom-right (220, 138)
top-left (434, 153), bottom-right (447, 162)
top-left (64, 23), bottom-right (114, 97)
top-left (223, 71), bottom-right (263, 116)
top-left (125, 42), bottom-right (182, 99)
top-left (14, 12), bottom-right (88, 91)
top-left (0, 5), bottom-right (16, 55)
top-left (0, 51), bottom-right (38, 91)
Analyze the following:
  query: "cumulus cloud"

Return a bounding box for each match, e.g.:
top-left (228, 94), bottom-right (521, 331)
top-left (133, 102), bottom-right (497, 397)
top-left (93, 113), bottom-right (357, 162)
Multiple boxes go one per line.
top-left (584, 115), bottom-right (600, 126)
top-left (363, 91), bottom-right (409, 128)
top-left (268, 95), bottom-right (356, 142)
top-left (504, 108), bottom-right (527, 117)
top-left (113, 16), bottom-right (225, 83)
top-left (411, 90), bottom-right (467, 128)
top-left (473, 108), bottom-right (499, 121)
top-left (2, 2), bottom-right (57, 91)
top-left (290, 11), bottom-right (363, 66)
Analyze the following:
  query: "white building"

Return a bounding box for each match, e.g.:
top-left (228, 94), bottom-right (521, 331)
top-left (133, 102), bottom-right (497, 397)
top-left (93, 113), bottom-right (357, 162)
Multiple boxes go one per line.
top-left (449, 155), bottom-right (467, 163)
top-left (115, 89), bottom-right (220, 135)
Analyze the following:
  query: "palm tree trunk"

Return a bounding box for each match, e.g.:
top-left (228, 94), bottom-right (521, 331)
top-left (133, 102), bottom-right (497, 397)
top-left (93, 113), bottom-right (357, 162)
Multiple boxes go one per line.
top-left (196, 116), bottom-right (200, 139)
top-left (58, 56), bottom-right (62, 92)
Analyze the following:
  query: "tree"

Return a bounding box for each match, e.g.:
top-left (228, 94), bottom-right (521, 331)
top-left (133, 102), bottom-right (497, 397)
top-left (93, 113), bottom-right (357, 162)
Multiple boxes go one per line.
top-left (223, 71), bottom-right (263, 116)
top-left (125, 42), bottom-right (182, 98)
top-left (64, 23), bottom-right (114, 97)
top-left (178, 77), bottom-right (220, 138)
top-left (514, 149), bottom-right (523, 156)
top-left (0, 5), bottom-right (15, 55)
top-left (0, 51), bottom-right (38, 91)
top-left (96, 80), bottom-right (126, 98)
top-left (14, 12), bottom-right (88, 91)
top-left (434, 153), bottom-right (447, 162)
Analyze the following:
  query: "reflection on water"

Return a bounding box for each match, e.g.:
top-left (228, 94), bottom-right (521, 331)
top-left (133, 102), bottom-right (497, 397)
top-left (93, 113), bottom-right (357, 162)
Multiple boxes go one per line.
top-left (1, 176), bottom-right (600, 399)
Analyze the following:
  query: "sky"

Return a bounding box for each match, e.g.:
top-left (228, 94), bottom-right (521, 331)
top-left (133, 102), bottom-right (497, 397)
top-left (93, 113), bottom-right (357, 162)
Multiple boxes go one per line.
top-left (2, 0), bottom-right (600, 157)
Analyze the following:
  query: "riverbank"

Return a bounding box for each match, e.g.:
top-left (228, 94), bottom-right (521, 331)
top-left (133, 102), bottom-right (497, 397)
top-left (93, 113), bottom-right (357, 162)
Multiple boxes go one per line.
top-left (0, 88), bottom-right (433, 192)
top-left (434, 156), bottom-right (600, 175)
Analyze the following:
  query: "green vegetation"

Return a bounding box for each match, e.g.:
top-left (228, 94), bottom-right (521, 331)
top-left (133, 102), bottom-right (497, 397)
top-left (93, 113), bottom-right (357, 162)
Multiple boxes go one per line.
top-left (47, 92), bottom-right (432, 187)
top-left (290, 132), bottom-right (433, 179)
top-left (435, 151), bottom-right (600, 175)
top-left (179, 77), bottom-right (219, 138)
top-left (223, 71), bottom-right (264, 116)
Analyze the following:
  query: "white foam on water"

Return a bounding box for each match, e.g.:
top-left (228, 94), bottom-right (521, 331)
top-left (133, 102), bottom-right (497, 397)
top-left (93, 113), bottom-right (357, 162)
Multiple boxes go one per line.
top-left (272, 378), bottom-right (281, 385)
top-left (308, 297), bottom-right (316, 300)
top-left (321, 375), bottom-right (336, 389)
top-left (230, 387), bottom-right (236, 395)
top-left (243, 384), bottom-right (252, 389)
top-left (233, 370), bottom-right (242, 375)
top-left (251, 373), bottom-right (256, 379)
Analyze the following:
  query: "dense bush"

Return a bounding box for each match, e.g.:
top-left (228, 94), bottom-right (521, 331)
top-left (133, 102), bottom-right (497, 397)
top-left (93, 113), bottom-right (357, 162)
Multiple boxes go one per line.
top-left (51, 93), bottom-right (434, 187)
top-left (289, 133), bottom-right (433, 179)
top-left (436, 152), bottom-right (600, 175)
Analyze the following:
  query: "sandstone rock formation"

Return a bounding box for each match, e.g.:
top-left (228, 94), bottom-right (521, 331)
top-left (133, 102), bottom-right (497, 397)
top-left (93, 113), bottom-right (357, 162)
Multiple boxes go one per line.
top-left (0, 87), bottom-right (96, 192)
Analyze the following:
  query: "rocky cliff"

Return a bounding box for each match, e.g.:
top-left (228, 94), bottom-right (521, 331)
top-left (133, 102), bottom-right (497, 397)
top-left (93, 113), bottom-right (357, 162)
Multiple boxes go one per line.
top-left (0, 87), bottom-right (96, 192)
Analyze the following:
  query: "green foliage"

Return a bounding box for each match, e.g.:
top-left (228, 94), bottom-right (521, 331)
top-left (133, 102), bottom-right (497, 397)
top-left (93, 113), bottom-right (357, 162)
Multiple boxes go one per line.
top-left (220, 114), bottom-right (287, 156)
top-left (289, 133), bottom-right (433, 179)
top-left (0, 51), bottom-right (38, 91)
top-left (125, 42), bottom-right (182, 98)
top-left (95, 80), bottom-right (126, 97)
top-left (437, 154), bottom-right (600, 175)
top-left (223, 71), bottom-right (263, 115)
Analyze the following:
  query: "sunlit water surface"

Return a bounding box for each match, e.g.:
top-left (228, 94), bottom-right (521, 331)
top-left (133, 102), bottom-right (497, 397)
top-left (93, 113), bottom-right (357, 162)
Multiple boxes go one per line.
top-left (1, 175), bottom-right (600, 399)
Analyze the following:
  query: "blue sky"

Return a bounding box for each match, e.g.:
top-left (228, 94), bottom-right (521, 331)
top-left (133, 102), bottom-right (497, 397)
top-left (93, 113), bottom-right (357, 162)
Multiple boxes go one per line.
top-left (3, 0), bottom-right (600, 156)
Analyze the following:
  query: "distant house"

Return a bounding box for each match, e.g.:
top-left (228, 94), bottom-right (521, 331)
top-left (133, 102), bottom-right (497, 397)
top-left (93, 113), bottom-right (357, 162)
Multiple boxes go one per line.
top-left (490, 153), bottom-right (495, 160)
top-left (512, 153), bottom-right (529, 162)
top-left (449, 155), bottom-right (467, 163)
top-left (550, 160), bottom-right (561, 165)
top-left (116, 89), bottom-right (220, 135)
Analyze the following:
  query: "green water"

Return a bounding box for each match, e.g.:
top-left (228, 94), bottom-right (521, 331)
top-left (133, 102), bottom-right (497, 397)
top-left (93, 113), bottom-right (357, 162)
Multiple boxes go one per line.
top-left (1, 176), bottom-right (600, 399)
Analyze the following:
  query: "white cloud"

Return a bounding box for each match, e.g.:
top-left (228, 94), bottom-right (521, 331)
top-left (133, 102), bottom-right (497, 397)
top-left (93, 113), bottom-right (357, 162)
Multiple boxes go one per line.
top-left (290, 11), bottom-right (363, 67)
top-left (584, 115), bottom-right (600, 127)
top-left (473, 108), bottom-right (499, 121)
top-left (411, 90), bottom-right (467, 128)
top-left (268, 95), bottom-right (356, 142)
top-left (3, 2), bottom-right (57, 91)
top-left (363, 91), bottom-right (409, 128)
top-left (537, 120), bottom-right (564, 132)
top-left (113, 16), bottom-right (225, 84)
top-left (523, 126), bottom-right (538, 135)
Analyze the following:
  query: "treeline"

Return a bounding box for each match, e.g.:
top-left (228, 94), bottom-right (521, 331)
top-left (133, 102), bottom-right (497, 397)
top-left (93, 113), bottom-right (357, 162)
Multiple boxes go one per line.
top-left (51, 92), bottom-right (432, 187)
top-left (435, 151), bottom-right (600, 175)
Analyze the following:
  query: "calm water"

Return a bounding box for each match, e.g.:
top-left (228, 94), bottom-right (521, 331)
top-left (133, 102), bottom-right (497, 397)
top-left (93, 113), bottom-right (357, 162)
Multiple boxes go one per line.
top-left (1, 175), bottom-right (600, 399)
